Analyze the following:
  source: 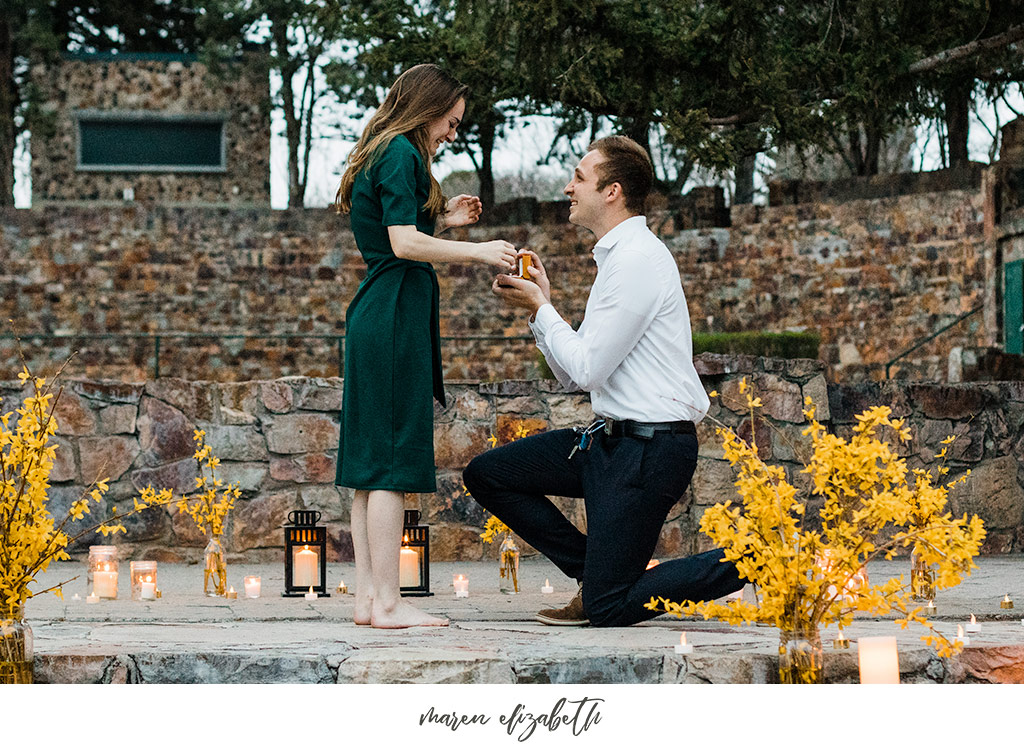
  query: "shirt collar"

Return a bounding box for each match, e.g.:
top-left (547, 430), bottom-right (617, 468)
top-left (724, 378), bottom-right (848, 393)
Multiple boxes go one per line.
top-left (592, 215), bottom-right (647, 266)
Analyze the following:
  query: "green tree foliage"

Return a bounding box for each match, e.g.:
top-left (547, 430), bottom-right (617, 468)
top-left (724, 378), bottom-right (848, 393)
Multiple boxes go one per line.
top-left (509, 0), bottom-right (1024, 181)
top-left (325, 0), bottom-right (523, 208)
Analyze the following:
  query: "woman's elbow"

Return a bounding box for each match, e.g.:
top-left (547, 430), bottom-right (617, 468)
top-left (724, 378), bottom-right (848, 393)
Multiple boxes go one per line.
top-left (388, 228), bottom-right (417, 258)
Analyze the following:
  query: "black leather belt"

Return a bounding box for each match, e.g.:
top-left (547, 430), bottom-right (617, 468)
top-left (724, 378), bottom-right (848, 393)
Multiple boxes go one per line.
top-left (602, 418), bottom-right (696, 440)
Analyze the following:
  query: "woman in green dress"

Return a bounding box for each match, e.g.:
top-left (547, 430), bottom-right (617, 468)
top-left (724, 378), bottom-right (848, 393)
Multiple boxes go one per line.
top-left (335, 64), bottom-right (516, 628)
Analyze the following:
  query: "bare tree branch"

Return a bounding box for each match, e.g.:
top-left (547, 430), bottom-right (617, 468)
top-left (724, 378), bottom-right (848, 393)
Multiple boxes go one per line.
top-left (908, 24), bottom-right (1024, 74)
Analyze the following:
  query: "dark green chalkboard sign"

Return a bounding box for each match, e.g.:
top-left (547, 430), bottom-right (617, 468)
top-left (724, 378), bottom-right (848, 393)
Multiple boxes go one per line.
top-left (77, 115), bottom-right (225, 171)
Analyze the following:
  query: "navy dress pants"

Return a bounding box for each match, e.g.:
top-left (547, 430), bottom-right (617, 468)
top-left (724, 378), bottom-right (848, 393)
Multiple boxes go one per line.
top-left (463, 427), bottom-right (745, 627)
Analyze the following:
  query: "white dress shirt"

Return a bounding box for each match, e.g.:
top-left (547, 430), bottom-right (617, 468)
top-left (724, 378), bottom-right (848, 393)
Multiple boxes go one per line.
top-left (529, 215), bottom-right (709, 423)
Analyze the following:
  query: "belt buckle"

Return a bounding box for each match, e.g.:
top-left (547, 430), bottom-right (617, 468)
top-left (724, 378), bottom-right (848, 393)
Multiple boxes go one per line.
top-left (603, 419), bottom-right (614, 436)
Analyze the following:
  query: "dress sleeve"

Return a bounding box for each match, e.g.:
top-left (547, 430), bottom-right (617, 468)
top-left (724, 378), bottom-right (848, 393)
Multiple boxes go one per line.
top-left (373, 141), bottom-right (422, 227)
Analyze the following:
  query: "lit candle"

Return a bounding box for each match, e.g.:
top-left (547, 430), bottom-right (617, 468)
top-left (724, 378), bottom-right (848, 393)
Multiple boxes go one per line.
top-left (674, 632), bottom-right (693, 655)
top-left (335, 581), bottom-right (348, 594)
top-left (833, 629), bottom-right (850, 649)
top-left (93, 564), bottom-right (118, 599)
top-left (304, 586), bottom-right (318, 601)
top-left (86, 592), bottom-right (100, 604)
top-left (453, 574), bottom-right (469, 598)
top-left (399, 545), bottom-right (419, 587)
top-left (922, 600), bottom-right (937, 616)
top-left (140, 576), bottom-right (156, 600)
top-left (958, 625), bottom-right (970, 645)
top-left (857, 636), bottom-right (900, 684)
top-left (293, 545), bottom-right (318, 588)
top-left (541, 579), bottom-right (554, 594)
top-left (72, 594), bottom-right (81, 601)
top-left (244, 576), bottom-right (261, 599)
top-left (966, 614), bottom-right (981, 632)
top-left (1001, 594), bottom-right (1014, 609)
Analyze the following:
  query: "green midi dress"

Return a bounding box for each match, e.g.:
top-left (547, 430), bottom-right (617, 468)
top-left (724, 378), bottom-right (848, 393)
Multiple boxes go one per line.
top-left (335, 134), bottom-right (446, 493)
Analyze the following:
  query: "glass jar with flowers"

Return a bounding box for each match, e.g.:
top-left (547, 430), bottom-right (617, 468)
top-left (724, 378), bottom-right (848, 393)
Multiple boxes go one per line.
top-left (481, 515), bottom-right (521, 593)
top-left (176, 430), bottom-right (241, 596)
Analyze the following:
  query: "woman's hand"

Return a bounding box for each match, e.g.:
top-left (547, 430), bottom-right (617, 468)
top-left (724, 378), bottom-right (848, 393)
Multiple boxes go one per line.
top-left (475, 240), bottom-right (518, 268)
top-left (441, 194), bottom-right (483, 230)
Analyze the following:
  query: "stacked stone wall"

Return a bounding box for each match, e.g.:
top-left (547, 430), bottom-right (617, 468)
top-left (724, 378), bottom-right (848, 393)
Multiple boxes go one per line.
top-left (31, 56), bottom-right (270, 206)
top-left (5, 355), bottom-right (1021, 564)
top-left (1, 178), bottom-right (990, 382)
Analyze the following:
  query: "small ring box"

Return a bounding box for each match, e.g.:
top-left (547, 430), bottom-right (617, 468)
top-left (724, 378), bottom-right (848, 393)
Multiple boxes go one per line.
top-left (510, 255), bottom-right (531, 280)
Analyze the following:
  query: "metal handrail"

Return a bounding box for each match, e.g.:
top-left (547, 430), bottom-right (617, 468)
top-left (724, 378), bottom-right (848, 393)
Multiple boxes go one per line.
top-left (0, 331), bottom-right (535, 379)
top-left (884, 305), bottom-right (984, 379)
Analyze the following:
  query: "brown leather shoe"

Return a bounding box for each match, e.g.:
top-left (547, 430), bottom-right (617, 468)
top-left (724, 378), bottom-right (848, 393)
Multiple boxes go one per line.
top-left (536, 586), bottom-right (589, 626)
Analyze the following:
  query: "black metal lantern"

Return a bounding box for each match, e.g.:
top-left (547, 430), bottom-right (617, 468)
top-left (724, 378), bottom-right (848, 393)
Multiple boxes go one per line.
top-left (283, 510), bottom-right (330, 597)
top-left (399, 509), bottom-right (432, 597)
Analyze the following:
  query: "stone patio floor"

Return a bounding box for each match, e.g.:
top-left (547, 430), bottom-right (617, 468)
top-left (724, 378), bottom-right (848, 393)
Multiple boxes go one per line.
top-left (22, 555), bottom-right (1024, 683)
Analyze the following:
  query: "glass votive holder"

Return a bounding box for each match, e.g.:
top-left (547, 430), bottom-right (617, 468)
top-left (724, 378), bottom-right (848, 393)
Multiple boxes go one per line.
top-left (130, 561), bottom-right (158, 600)
top-left (88, 545), bottom-right (119, 600)
top-left (244, 576), bottom-right (261, 599)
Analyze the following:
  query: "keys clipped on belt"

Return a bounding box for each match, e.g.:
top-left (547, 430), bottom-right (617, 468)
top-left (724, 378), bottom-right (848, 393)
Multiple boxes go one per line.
top-left (568, 420), bottom-right (606, 459)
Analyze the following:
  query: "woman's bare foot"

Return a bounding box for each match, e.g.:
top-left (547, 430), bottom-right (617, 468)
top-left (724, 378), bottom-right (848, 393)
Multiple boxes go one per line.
top-left (354, 595), bottom-right (373, 626)
top-left (371, 599), bottom-right (449, 629)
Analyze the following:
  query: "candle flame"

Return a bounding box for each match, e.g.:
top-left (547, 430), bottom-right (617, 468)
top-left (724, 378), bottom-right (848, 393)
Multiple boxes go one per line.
top-left (958, 625), bottom-right (964, 639)
top-left (646, 559), bottom-right (659, 570)
top-left (679, 632), bottom-right (687, 645)
top-left (339, 581), bottom-right (345, 588)
top-left (145, 576), bottom-right (152, 583)
top-left (103, 563), bottom-right (110, 572)
top-left (544, 579), bottom-right (550, 587)
top-left (228, 586), bottom-right (235, 593)
top-left (970, 613), bottom-right (977, 623)
top-left (308, 586), bottom-right (314, 594)
top-left (838, 629), bottom-right (845, 640)
top-left (1005, 594), bottom-right (1011, 601)
top-left (928, 600), bottom-right (934, 608)
top-left (302, 545), bottom-right (310, 551)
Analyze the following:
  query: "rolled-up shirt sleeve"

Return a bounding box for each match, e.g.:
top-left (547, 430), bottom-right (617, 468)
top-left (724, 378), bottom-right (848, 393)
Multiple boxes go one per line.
top-left (529, 256), bottom-right (658, 393)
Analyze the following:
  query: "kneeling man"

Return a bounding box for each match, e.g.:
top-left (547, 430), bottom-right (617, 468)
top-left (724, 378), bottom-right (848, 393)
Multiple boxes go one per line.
top-left (463, 135), bottom-right (744, 627)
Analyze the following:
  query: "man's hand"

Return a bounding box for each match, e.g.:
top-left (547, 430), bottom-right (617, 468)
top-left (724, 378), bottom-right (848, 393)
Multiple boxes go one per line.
top-left (517, 249), bottom-right (550, 302)
top-left (492, 250), bottom-right (551, 315)
top-left (440, 194), bottom-right (482, 231)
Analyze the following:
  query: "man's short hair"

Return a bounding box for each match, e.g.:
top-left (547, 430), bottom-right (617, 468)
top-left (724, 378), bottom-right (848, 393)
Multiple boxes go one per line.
top-left (588, 136), bottom-right (654, 215)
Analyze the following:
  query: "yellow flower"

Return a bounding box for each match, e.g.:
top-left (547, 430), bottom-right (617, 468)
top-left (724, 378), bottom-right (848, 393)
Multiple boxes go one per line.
top-left (480, 515), bottom-right (511, 544)
top-left (647, 388), bottom-right (985, 658)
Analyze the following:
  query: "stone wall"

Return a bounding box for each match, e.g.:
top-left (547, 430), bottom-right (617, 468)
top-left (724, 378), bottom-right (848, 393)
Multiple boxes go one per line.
top-left (0, 173), bottom-right (993, 382)
top-left (30, 54), bottom-right (270, 206)
top-left (6, 356), bottom-right (1021, 564)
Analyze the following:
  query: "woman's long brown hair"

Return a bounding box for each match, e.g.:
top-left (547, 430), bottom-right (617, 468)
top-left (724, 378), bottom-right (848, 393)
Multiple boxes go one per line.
top-left (335, 64), bottom-right (468, 217)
